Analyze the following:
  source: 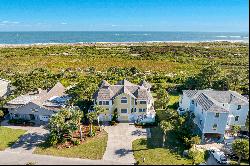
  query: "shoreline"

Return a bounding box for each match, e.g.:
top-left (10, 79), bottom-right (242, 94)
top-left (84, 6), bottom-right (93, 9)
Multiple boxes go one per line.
top-left (0, 40), bottom-right (248, 48)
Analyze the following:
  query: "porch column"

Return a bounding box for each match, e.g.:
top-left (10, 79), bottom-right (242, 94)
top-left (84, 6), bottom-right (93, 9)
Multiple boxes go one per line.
top-left (201, 133), bottom-right (205, 144)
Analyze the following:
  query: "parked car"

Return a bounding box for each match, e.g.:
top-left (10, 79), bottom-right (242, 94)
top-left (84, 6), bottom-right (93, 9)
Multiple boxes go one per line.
top-left (209, 148), bottom-right (228, 164)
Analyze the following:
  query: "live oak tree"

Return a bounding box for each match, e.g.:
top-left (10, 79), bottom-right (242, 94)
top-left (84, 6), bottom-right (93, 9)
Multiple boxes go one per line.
top-left (232, 139), bottom-right (249, 164)
top-left (48, 108), bottom-right (83, 145)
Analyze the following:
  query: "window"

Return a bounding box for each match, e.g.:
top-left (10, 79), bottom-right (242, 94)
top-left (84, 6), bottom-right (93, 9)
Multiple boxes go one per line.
top-left (121, 97), bottom-right (127, 104)
top-left (106, 108), bottom-right (109, 111)
top-left (99, 101), bottom-right (109, 105)
top-left (139, 108), bottom-right (146, 112)
top-left (215, 113), bottom-right (220, 118)
top-left (135, 99), bottom-right (137, 105)
top-left (237, 105), bottom-right (241, 110)
top-left (235, 116), bottom-right (239, 121)
top-left (212, 124), bottom-right (217, 130)
top-left (202, 109), bottom-right (204, 114)
top-left (191, 100), bottom-right (194, 104)
top-left (121, 109), bottom-right (127, 113)
top-left (139, 101), bottom-right (147, 104)
top-left (134, 108), bottom-right (137, 112)
top-left (196, 103), bottom-right (197, 107)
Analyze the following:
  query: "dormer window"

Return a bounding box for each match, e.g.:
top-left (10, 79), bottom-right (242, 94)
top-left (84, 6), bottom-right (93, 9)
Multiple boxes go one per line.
top-left (237, 105), bottom-right (241, 110)
top-left (121, 97), bottom-right (127, 104)
top-left (215, 113), bottom-right (220, 118)
top-left (212, 124), bottom-right (217, 130)
top-left (140, 100), bottom-right (147, 104)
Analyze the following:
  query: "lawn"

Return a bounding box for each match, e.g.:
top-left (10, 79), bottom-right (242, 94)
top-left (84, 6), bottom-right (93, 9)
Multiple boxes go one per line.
top-left (132, 126), bottom-right (192, 165)
top-left (34, 130), bottom-right (108, 160)
top-left (0, 126), bottom-right (26, 151)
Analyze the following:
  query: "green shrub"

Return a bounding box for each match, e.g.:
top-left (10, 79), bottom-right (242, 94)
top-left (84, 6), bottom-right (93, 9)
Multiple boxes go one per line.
top-left (8, 119), bottom-right (17, 124)
top-left (188, 147), bottom-right (205, 165)
top-left (47, 132), bottom-right (58, 146)
top-left (229, 161), bottom-right (238, 165)
top-left (111, 121), bottom-right (116, 126)
top-left (72, 139), bottom-right (81, 146)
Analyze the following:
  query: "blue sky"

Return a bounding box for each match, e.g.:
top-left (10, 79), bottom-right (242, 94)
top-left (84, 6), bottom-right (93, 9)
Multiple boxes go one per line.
top-left (0, 0), bottom-right (248, 32)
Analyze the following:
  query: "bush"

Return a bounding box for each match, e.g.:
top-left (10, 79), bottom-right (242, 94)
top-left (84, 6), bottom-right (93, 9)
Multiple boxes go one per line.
top-left (72, 139), bottom-right (81, 146)
top-left (188, 147), bottom-right (205, 165)
top-left (110, 121), bottom-right (116, 126)
top-left (8, 119), bottom-right (17, 124)
top-left (47, 132), bottom-right (58, 146)
top-left (88, 127), bottom-right (96, 137)
top-left (229, 161), bottom-right (238, 165)
top-left (204, 150), bottom-right (210, 161)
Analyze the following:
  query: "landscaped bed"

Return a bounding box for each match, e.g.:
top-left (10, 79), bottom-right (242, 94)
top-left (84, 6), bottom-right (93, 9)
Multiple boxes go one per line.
top-left (0, 126), bottom-right (26, 151)
top-left (34, 128), bottom-right (108, 160)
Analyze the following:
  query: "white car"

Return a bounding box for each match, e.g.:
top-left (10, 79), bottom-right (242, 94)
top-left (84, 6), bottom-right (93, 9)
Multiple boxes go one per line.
top-left (209, 148), bottom-right (228, 164)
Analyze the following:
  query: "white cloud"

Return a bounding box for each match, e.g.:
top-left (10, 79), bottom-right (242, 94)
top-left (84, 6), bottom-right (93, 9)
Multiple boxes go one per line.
top-left (61, 22), bottom-right (67, 25)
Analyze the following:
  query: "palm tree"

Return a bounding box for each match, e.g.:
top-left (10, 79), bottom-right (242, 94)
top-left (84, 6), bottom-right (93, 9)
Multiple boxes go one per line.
top-left (93, 105), bottom-right (106, 130)
top-left (160, 120), bottom-right (173, 147)
top-left (86, 111), bottom-right (98, 137)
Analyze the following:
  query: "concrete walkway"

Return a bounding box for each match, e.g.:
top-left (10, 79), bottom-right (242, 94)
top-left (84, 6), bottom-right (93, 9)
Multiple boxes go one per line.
top-left (0, 151), bottom-right (125, 165)
top-left (103, 123), bottom-right (149, 164)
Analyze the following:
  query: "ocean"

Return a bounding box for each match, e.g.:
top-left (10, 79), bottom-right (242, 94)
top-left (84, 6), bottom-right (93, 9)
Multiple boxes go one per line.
top-left (0, 31), bottom-right (248, 44)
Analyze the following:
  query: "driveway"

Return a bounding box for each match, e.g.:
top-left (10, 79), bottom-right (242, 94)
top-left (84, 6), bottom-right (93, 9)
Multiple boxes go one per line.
top-left (1, 120), bottom-right (49, 153)
top-left (102, 123), bottom-right (150, 164)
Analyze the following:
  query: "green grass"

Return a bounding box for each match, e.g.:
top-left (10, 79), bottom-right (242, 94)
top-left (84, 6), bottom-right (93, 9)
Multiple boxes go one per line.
top-left (132, 126), bottom-right (192, 165)
top-left (34, 131), bottom-right (108, 160)
top-left (0, 126), bottom-right (26, 151)
top-left (168, 93), bottom-right (180, 106)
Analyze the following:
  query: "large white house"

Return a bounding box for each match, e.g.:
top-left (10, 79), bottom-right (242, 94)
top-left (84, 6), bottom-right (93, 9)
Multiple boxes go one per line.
top-left (0, 78), bottom-right (11, 100)
top-left (178, 89), bottom-right (249, 142)
top-left (92, 79), bottom-right (155, 122)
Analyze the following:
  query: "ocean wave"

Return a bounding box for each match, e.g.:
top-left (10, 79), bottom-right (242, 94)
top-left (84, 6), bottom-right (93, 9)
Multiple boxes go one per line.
top-left (216, 36), bottom-right (227, 38)
top-left (229, 36), bottom-right (241, 38)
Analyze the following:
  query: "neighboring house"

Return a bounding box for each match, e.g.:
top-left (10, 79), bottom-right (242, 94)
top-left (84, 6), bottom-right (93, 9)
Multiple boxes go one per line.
top-left (4, 82), bottom-right (71, 123)
top-left (92, 79), bottom-right (155, 122)
top-left (178, 89), bottom-right (249, 142)
top-left (0, 78), bottom-right (11, 100)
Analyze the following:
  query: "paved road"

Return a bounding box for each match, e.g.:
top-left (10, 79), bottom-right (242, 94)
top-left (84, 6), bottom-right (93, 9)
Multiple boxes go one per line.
top-left (103, 123), bottom-right (149, 164)
top-left (0, 151), bottom-right (125, 165)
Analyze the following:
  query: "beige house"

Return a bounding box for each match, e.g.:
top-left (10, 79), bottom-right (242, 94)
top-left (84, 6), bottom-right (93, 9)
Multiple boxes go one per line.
top-left (0, 78), bottom-right (11, 100)
top-left (93, 79), bottom-right (155, 122)
top-left (5, 82), bottom-right (71, 123)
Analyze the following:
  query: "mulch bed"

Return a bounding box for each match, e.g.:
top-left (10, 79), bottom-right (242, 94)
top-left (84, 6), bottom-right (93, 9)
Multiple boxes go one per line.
top-left (56, 124), bottom-right (103, 149)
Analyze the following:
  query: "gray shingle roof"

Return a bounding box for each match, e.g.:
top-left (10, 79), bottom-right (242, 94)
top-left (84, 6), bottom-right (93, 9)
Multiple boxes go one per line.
top-left (183, 89), bottom-right (249, 112)
top-left (94, 79), bottom-right (152, 100)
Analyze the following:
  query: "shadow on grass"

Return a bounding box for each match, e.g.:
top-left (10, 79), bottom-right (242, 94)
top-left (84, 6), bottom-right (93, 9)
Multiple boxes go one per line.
top-left (8, 132), bottom-right (49, 151)
top-left (137, 126), bottom-right (185, 155)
